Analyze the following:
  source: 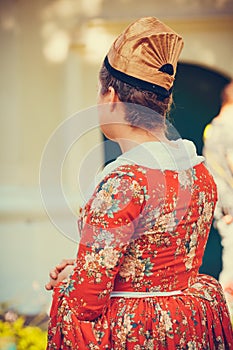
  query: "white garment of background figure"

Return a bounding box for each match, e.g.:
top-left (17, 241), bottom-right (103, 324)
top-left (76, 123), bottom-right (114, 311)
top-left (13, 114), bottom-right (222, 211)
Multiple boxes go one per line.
top-left (203, 80), bottom-right (233, 320)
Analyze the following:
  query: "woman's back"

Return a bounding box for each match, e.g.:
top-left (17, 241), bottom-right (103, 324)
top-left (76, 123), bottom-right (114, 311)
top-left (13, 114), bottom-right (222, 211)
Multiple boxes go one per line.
top-left (79, 160), bottom-right (232, 349)
top-left (114, 162), bottom-right (217, 293)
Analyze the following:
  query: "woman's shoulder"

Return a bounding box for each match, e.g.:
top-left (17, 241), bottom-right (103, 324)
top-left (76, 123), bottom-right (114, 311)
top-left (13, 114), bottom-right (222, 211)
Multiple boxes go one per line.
top-left (97, 163), bottom-right (150, 188)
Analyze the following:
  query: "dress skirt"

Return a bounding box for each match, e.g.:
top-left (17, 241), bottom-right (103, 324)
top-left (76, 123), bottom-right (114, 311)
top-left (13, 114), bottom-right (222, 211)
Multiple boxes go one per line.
top-left (47, 274), bottom-right (233, 349)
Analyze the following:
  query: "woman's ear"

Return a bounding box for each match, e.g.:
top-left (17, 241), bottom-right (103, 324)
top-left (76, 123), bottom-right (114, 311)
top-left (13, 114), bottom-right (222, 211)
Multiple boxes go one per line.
top-left (108, 87), bottom-right (120, 111)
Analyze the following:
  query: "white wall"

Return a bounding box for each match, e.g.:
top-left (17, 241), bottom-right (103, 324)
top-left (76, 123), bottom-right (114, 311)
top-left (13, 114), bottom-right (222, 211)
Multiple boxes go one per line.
top-left (0, 0), bottom-right (103, 314)
top-left (170, 18), bottom-right (233, 76)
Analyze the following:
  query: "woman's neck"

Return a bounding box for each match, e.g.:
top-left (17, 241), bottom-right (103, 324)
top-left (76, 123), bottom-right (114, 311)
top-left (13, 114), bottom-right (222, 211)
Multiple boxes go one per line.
top-left (116, 127), bottom-right (168, 153)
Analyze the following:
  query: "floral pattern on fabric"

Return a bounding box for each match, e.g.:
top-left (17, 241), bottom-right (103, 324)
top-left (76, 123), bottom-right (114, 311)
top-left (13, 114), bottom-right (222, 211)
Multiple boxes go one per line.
top-left (47, 163), bottom-right (233, 349)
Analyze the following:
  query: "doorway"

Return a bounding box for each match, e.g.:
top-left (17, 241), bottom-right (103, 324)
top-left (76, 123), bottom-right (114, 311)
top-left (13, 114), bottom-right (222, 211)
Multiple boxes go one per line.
top-left (171, 63), bottom-right (230, 278)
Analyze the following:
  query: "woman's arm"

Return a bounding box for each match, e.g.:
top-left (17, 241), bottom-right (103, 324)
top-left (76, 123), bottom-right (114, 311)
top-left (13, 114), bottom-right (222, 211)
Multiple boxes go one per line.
top-left (50, 167), bottom-right (147, 321)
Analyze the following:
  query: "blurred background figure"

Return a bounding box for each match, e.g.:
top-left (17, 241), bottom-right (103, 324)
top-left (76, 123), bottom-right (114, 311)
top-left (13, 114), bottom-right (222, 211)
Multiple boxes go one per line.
top-left (203, 80), bottom-right (233, 319)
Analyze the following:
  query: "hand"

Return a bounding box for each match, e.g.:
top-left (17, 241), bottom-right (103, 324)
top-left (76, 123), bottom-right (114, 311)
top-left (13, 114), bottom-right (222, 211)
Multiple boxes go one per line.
top-left (45, 259), bottom-right (75, 291)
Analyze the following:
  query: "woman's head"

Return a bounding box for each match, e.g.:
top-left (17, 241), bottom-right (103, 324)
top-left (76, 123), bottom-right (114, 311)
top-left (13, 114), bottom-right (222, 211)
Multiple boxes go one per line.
top-left (98, 16), bottom-right (183, 133)
top-left (221, 80), bottom-right (233, 106)
top-left (99, 63), bottom-right (172, 130)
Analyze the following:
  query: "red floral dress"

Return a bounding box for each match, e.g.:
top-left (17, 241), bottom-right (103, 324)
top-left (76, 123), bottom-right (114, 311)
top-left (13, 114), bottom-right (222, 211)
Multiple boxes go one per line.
top-left (47, 160), bottom-right (233, 349)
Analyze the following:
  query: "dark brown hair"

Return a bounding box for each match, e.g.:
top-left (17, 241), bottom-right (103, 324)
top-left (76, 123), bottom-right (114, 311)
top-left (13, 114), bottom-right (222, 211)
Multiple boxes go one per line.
top-left (99, 64), bottom-right (173, 131)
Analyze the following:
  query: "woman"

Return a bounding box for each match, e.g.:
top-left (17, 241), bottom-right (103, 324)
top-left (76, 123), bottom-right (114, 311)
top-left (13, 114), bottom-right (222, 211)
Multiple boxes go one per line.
top-left (46, 17), bottom-right (233, 349)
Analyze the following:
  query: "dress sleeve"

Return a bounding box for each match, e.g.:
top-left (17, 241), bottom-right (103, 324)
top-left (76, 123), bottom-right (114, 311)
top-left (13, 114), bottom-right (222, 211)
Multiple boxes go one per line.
top-left (50, 168), bottom-right (147, 322)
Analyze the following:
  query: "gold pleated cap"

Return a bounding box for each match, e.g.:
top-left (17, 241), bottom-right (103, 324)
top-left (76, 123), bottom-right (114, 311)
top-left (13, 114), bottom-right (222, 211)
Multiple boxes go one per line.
top-left (105, 17), bottom-right (184, 96)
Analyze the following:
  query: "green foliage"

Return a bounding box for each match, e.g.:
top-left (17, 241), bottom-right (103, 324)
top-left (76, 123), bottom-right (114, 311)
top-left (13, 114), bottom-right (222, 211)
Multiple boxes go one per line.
top-left (0, 317), bottom-right (47, 350)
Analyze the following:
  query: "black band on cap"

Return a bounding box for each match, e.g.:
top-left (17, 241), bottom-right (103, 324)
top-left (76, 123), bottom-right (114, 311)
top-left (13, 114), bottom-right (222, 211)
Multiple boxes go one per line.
top-left (104, 56), bottom-right (173, 97)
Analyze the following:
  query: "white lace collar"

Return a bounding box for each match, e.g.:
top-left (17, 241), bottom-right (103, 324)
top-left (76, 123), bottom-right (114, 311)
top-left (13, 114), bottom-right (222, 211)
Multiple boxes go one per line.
top-left (82, 139), bottom-right (204, 204)
top-left (98, 139), bottom-right (204, 179)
